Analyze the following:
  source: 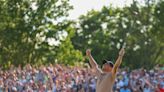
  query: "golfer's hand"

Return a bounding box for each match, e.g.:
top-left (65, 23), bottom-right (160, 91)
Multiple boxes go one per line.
top-left (86, 49), bottom-right (91, 56)
top-left (119, 48), bottom-right (125, 57)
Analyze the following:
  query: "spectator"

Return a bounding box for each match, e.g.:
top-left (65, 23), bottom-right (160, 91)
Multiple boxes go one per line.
top-left (120, 86), bottom-right (131, 92)
top-left (0, 64), bottom-right (163, 92)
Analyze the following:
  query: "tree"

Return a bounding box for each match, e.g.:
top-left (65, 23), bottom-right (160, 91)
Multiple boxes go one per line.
top-left (72, 0), bottom-right (164, 69)
top-left (0, 0), bottom-right (83, 68)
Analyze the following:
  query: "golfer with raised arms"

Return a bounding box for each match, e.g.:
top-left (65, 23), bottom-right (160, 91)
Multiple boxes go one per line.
top-left (86, 47), bottom-right (125, 92)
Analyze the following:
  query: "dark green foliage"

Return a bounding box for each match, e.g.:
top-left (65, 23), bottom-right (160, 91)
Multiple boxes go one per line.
top-left (0, 0), bottom-right (83, 68)
top-left (72, 0), bottom-right (164, 69)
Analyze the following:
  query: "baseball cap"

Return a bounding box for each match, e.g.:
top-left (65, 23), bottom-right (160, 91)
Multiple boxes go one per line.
top-left (103, 59), bottom-right (114, 67)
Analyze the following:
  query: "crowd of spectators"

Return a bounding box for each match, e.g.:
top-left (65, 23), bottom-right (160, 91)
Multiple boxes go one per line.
top-left (0, 64), bottom-right (163, 92)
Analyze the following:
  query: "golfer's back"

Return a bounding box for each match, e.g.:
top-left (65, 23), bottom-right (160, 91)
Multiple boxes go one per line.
top-left (96, 72), bottom-right (115, 92)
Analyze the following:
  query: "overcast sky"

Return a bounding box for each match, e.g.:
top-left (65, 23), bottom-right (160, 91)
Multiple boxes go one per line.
top-left (68, 0), bottom-right (133, 19)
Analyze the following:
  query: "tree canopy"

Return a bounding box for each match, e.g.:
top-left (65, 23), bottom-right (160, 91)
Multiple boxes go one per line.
top-left (0, 0), bottom-right (163, 69)
top-left (0, 0), bottom-right (83, 68)
top-left (72, 0), bottom-right (164, 69)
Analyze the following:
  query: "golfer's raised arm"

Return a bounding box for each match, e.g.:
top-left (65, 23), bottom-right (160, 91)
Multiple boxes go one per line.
top-left (86, 49), bottom-right (102, 74)
top-left (112, 48), bottom-right (125, 76)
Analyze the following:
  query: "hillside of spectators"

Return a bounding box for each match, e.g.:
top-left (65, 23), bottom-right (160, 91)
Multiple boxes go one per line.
top-left (0, 64), bottom-right (163, 92)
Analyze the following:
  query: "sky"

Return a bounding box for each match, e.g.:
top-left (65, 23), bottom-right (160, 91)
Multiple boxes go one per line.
top-left (68, 0), bottom-right (133, 20)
